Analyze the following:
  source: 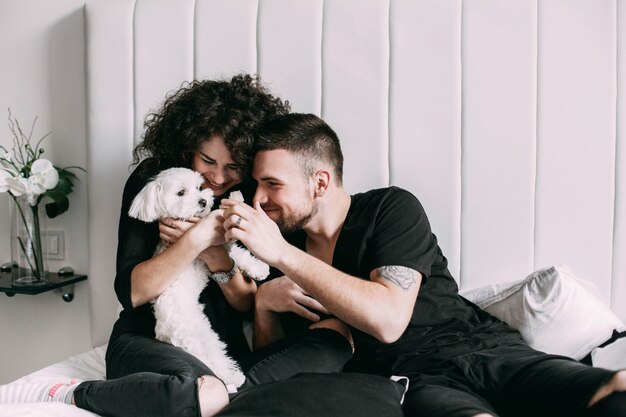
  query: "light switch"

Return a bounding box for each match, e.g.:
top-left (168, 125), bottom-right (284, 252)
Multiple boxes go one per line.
top-left (45, 230), bottom-right (65, 260)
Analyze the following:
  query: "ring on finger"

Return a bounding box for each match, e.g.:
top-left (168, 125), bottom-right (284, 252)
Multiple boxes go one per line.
top-left (235, 216), bottom-right (243, 227)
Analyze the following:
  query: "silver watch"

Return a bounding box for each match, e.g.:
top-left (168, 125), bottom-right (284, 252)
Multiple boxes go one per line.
top-left (209, 263), bottom-right (237, 284)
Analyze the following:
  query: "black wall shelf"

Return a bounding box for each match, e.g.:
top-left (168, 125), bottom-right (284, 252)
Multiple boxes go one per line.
top-left (0, 268), bottom-right (87, 302)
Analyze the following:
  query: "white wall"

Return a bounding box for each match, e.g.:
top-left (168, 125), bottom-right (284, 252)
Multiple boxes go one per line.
top-left (0, 0), bottom-right (92, 384)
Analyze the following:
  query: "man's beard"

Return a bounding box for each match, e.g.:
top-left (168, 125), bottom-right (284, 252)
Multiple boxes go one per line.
top-left (276, 200), bottom-right (318, 234)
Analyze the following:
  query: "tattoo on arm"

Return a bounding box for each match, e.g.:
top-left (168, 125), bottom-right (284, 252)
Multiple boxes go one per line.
top-left (377, 266), bottom-right (418, 291)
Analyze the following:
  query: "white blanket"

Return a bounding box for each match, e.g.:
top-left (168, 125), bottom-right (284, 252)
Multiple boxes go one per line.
top-left (0, 345), bottom-right (106, 417)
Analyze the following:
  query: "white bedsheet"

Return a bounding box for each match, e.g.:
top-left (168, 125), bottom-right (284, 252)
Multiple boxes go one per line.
top-left (0, 402), bottom-right (98, 417)
top-left (0, 345), bottom-right (106, 417)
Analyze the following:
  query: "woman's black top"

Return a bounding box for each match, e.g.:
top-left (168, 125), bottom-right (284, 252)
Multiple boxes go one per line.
top-left (110, 160), bottom-right (254, 360)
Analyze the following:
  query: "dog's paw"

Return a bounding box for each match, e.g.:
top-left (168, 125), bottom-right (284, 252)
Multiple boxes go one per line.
top-left (223, 370), bottom-right (246, 389)
top-left (224, 383), bottom-right (239, 394)
top-left (244, 261), bottom-right (270, 281)
top-left (229, 244), bottom-right (270, 281)
top-left (228, 191), bottom-right (244, 203)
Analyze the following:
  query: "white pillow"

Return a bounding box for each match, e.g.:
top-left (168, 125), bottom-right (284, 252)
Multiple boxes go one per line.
top-left (461, 265), bottom-right (625, 360)
top-left (591, 336), bottom-right (626, 370)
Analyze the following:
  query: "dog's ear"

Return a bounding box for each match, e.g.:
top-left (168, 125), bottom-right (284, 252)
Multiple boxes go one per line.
top-left (201, 188), bottom-right (215, 210)
top-left (128, 179), bottom-right (163, 222)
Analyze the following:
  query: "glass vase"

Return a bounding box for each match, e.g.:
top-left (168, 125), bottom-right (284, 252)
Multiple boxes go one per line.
top-left (9, 195), bottom-right (49, 286)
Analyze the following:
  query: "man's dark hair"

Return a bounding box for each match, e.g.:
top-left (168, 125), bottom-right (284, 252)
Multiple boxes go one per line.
top-left (255, 113), bottom-right (344, 185)
top-left (132, 74), bottom-right (290, 176)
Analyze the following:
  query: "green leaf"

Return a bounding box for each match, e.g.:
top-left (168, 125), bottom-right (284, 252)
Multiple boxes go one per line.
top-left (43, 166), bottom-right (84, 218)
top-left (44, 190), bottom-right (70, 218)
top-left (53, 177), bottom-right (73, 195)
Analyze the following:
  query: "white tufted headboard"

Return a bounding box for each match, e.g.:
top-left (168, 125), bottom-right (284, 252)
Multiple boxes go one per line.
top-left (85, 0), bottom-right (626, 346)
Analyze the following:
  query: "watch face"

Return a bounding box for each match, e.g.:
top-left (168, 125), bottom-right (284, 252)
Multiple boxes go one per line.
top-left (211, 271), bottom-right (232, 284)
top-left (210, 264), bottom-right (236, 284)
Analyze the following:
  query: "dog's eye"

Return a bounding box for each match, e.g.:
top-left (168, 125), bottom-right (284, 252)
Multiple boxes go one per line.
top-left (177, 189), bottom-right (186, 197)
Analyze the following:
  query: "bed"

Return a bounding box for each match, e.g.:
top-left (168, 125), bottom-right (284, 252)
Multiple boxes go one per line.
top-left (2, 265), bottom-right (625, 416)
top-left (2, 0), bottom-right (626, 415)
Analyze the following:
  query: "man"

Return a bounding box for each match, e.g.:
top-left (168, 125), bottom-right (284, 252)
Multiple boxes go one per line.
top-left (223, 113), bottom-right (626, 417)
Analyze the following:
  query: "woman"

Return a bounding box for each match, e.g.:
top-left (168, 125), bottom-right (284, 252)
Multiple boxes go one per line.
top-left (3, 74), bottom-right (283, 416)
top-left (3, 74), bottom-right (353, 417)
top-left (94, 74), bottom-right (289, 417)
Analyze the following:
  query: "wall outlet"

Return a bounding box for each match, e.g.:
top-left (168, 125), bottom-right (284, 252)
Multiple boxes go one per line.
top-left (45, 230), bottom-right (65, 260)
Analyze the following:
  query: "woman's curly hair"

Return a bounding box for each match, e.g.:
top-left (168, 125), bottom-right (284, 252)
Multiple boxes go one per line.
top-left (132, 74), bottom-right (290, 175)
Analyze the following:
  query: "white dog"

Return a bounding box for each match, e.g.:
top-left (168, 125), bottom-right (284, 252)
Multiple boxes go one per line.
top-left (128, 167), bottom-right (269, 392)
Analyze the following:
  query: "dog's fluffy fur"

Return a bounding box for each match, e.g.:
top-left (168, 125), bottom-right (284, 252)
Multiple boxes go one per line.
top-left (128, 167), bottom-right (269, 391)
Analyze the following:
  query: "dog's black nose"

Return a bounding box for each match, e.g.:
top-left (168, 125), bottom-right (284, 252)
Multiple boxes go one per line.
top-left (199, 198), bottom-right (207, 208)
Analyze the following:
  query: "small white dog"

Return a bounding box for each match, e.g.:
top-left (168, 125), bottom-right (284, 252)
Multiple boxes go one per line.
top-left (128, 167), bottom-right (269, 392)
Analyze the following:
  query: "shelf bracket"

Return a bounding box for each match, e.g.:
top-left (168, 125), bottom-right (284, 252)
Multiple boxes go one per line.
top-left (54, 284), bottom-right (76, 302)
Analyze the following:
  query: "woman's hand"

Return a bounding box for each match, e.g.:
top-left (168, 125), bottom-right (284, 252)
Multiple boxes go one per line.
top-left (158, 216), bottom-right (198, 246)
top-left (157, 208), bottom-right (256, 313)
top-left (160, 209), bottom-right (227, 248)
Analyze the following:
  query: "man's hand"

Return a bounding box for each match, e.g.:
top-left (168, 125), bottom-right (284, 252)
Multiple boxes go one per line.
top-left (222, 200), bottom-right (289, 265)
top-left (256, 276), bottom-right (329, 322)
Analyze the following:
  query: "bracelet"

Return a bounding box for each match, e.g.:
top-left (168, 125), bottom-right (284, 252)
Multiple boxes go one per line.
top-left (209, 261), bottom-right (237, 284)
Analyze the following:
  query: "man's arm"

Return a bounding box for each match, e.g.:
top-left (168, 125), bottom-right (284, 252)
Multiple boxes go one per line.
top-left (224, 201), bottom-right (421, 343)
top-left (275, 246), bottom-right (421, 343)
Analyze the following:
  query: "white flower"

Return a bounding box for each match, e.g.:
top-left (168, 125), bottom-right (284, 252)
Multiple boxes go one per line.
top-left (0, 159), bottom-right (59, 206)
top-left (0, 169), bottom-right (11, 192)
top-left (5, 176), bottom-right (28, 196)
top-left (28, 175), bottom-right (47, 195)
top-left (6, 177), bottom-right (38, 205)
top-left (30, 159), bottom-right (59, 190)
top-left (3, 111), bottom-right (82, 216)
